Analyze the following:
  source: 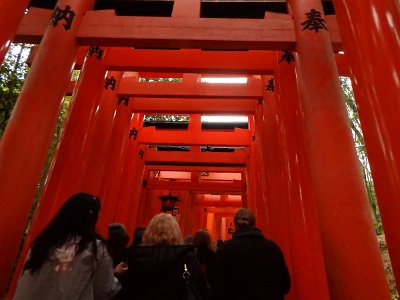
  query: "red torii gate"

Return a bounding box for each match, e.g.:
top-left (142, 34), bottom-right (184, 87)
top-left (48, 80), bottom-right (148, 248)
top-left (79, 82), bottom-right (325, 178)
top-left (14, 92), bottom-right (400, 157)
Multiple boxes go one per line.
top-left (0, 0), bottom-right (399, 299)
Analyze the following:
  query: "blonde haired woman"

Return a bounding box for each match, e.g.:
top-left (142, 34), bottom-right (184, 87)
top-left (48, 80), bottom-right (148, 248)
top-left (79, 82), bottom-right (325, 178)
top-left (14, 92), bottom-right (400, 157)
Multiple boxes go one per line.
top-left (142, 213), bottom-right (182, 245)
top-left (123, 213), bottom-right (211, 300)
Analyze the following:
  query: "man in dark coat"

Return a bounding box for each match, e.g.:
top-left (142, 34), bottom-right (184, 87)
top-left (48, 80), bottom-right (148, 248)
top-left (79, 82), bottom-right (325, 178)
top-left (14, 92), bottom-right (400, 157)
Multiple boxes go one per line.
top-left (214, 208), bottom-right (291, 300)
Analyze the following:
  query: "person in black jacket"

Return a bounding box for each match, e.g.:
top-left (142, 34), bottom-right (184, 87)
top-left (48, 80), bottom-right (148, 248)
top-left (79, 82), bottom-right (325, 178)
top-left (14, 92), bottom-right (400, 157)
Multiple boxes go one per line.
top-left (214, 208), bottom-right (291, 300)
top-left (192, 230), bottom-right (217, 291)
top-left (107, 223), bottom-right (129, 267)
top-left (123, 213), bottom-right (212, 300)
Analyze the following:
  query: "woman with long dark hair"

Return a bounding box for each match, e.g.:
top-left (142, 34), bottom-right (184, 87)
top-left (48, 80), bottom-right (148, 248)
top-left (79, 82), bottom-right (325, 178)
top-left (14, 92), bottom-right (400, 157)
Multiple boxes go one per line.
top-left (13, 193), bottom-right (123, 300)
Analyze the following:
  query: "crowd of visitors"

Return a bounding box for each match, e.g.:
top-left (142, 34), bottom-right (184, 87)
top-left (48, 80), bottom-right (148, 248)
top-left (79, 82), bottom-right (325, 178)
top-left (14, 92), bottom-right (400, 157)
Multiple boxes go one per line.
top-left (13, 193), bottom-right (290, 300)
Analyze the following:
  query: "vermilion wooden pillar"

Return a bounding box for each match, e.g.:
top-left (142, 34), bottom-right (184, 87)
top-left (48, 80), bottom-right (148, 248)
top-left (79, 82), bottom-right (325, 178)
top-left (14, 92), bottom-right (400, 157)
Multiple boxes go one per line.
top-left (201, 208), bottom-right (208, 232)
top-left (113, 112), bottom-right (142, 224)
top-left (133, 183), bottom-right (155, 230)
top-left (274, 52), bottom-right (329, 300)
top-left (183, 193), bottom-right (197, 235)
top-left (96, 107), bottom-right (134, 235)
top-left (116, 113), bottom-right (145, 233)
top-left (125, 148), bottom-right (146, 234)
top-left (246, 116), bottom-right (258, 211)
top-left (244, 151), bottom-right (256, 212)
top-left (177, 190), bottom-right (190, 236)
top-left (215, 216), bottom-right (222, 242)
top-left (253, 92), bottom-right (279, 234)
top-left (206, 212), bottom-right (216, 240)
top-left (188, 113), bottom-right (201, 158)
top-left (77, 71), bottom-right (123, 196)
top-left (256, 76), bottom-right (291, 246)
top-left (142, 187), bottom-right (163, 225)
top-left (7, 47), bottom-right (108, 298)
top-left (258, 75), bottom-right (294, 300)
top-left (96, 75), bottom-right (135, 236)
top-left (193, 195), bottom-right (205, 233)
top-left (137, 176), bottom-right (152, 226)
top-left (30, 47), bottom-right (109, 236)
top-left (247, 115), bottom-right (269, 231)
top-left (0, 0), bottom-right (95, 294)
top-left (287, 0), bottom-right (391, 298)
top-left (332, 0), bottom-right (400, 288)
top-left (0, 0), bottom-right (29, 64)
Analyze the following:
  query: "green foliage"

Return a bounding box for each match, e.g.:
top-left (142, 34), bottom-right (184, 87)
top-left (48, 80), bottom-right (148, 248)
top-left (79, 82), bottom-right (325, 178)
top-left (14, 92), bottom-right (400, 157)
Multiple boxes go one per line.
top-left (144, 115), bottom-right (189, 122)
top-left (0, 43), bottom-right (31, 137)
top-left (139, 77), bottom-right (182, 83)
top-left (340, 77), bottom-right (383, 235)
top-left (71, 70), bottom-right (80, 81)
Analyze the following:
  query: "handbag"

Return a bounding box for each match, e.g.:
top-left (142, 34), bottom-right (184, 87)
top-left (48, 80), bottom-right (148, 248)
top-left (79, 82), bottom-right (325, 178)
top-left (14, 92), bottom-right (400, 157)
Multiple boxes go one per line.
top-left (183, 263), bottom-right (203, 300)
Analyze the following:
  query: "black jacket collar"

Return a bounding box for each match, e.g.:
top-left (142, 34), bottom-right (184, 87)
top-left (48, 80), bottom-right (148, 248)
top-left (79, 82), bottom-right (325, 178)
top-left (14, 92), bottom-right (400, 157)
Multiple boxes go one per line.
top-left (232, 226), bottom-right (264, 239)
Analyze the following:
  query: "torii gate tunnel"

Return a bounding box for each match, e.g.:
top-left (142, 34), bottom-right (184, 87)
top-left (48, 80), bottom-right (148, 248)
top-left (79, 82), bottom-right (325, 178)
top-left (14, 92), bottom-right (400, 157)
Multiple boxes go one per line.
top-left (0, 0), bottom-right (399, 299)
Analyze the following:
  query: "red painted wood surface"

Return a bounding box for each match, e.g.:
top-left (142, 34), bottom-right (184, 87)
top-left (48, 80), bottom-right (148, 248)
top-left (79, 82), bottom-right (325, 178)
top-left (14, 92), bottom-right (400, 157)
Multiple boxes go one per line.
top-left (288, 0), bottom-right (391, 298)
top-left (0, 0), bottom-right (96, 294)
top-left (333, 0), bottom-right (400, 289)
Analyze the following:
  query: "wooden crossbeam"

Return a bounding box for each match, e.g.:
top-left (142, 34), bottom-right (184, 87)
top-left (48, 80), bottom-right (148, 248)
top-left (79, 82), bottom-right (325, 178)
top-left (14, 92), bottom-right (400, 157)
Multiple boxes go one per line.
top-left (118, 77), bottom-right (263, 99)
top-left (77, 12), bottom-right (342, 51)
top-left (106, 49), bottom-right (276, 75)
top-left (205, 207), bottom-right (238, 214)
top-left (139, 127), bottom-right (251, 146)
top-left (28, 46), bottom-right (350, 76)
top-left (107, 48), bottom-right (348, 75)
top-left (144, 148), bottom-right (248, 165)
top-left (196, 200), bottom-right (242, 208)
top-left (146, 165), bottom-right (245, 173)
top-left (146, 178), bottom-right (244, 193)
top-left (15, 9), bottom-right (342, 51)
top-left (130, 98), bottom-right (256, 114)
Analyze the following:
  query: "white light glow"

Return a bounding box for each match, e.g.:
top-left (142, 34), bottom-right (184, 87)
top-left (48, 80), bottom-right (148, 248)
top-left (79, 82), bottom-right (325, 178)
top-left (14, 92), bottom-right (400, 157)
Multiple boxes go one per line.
top-left (201, 115), bottom-right (248, 123)
top-left (201, 77), bottom-right (248, 84)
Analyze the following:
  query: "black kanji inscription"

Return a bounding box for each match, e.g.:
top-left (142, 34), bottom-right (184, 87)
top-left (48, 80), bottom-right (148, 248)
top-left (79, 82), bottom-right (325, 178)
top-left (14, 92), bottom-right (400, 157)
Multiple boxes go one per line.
top-left (87, 46), bottom-right (104, 59)
top-left (118, 97), bottom-right (129, 106)
top-left (279, 51), bottom-right (295, 64)
top-left (49, 5), bottom-right (76, 30)
top-left (138, 149), bottom-right (144, 159)
top-left (265, 78), bottom-right (275, 92)
top-left (129, 127), bottom-right (138, 140)
top-left (104, 76), bottom-right (116, 90)
top-left (301, 9), bottom-right (328, 32)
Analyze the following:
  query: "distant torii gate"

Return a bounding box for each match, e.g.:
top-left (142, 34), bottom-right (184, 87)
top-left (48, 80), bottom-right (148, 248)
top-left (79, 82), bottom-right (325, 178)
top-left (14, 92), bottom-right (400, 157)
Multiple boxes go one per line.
top-left (0, 0), bottom-right (399, 299)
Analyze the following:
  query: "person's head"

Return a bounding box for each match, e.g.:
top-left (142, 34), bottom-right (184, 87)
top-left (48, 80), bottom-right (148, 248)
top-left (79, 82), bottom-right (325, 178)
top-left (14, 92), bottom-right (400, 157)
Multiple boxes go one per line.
top-left (233, 208), bottom-right (256, 229)
top-left (52, 192), bottom-right (101, 234)
top-left (193, 230), bottom-right (211, 249)
top-left (142, 213), bottom-right (182, 246)
top-left (25, 193), bottom-right (101, 273)
top-left (108, 223), bottom-right (129, 249)
top-left (132, 226), bottom-right (145, 246)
